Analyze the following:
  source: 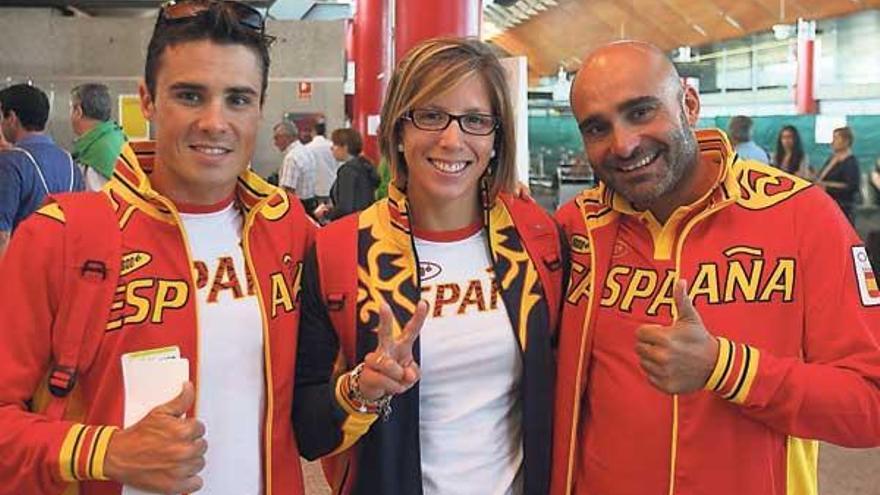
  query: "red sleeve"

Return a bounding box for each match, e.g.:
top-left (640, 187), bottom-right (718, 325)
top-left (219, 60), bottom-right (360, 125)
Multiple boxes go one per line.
top-left (554, 200), bottom-right (581, 236)
top-left (0, 210), bottom-right (115, 493)
top-left (705, 189), bottom-right (880, 447)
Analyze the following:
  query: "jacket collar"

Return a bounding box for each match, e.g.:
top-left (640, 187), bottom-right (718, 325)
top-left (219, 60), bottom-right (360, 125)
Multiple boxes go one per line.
top-left (385, 178), bottom-right (495, 239)
top-left (107, 148), bottom-right (286, 224)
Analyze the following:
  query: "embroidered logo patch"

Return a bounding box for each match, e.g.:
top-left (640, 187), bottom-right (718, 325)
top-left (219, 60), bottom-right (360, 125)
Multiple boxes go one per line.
top-left (419, 261), bottom-right (442, 282)
top-left (570, 234), bottom-right (591, 254)
top-left (120, 251), bottom-right (152, 277)
top-left (852, 246), bottom-right (880, 306)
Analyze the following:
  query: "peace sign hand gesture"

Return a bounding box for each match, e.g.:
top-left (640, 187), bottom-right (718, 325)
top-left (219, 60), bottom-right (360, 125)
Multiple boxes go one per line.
top-left (356, 300), bottom-right (429, 401)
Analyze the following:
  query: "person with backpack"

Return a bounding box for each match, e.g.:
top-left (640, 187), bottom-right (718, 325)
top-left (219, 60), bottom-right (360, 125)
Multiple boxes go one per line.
top-left (293, 37), bottom-right (567, 495)
top-left (0, 2), bottom-right (314, 494)
top-left (0, 83), bottom-right (84, 257)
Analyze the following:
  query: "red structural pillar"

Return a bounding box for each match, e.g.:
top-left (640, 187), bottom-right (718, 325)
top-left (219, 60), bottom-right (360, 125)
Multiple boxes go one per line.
top-left (795, 19), bottom-right (817, 114)
top-left (344, 18), bottom-right (354, 122)
top-left (352, 0), bottom-right (391, 163)
top-left (394, 0), bottom-right (482, 64)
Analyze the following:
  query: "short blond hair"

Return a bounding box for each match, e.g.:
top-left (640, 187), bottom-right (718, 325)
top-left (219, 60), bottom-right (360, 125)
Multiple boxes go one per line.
top-left (378, 37), bottom-right (516, 201)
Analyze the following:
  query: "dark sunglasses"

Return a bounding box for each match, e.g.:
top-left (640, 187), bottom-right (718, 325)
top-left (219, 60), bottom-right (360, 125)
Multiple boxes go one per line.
top-left (157, 0), bottom-right (268, 36)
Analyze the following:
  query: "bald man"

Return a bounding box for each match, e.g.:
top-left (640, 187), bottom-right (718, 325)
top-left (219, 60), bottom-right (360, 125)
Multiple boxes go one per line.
top-left (552, 41), bottom-right (880, 495)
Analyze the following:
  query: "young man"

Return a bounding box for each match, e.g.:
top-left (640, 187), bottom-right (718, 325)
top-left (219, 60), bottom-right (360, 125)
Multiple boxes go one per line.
top-left (70, 83), bottom-right (132, 191)
top-left (0, 83), bottom-right (83, 256)
top-left (0, 2), bottom-right (314, 494)
top-left (552, 41), bottom-right (880, 495)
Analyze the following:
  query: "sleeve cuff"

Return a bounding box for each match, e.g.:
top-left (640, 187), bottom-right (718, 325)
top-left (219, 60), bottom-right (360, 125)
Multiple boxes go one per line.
top-left (704, 336), bottom-right (761, 404)
top-left (328, 373), bottom-right (379, 456)
top-left (334, 373), bottom-right (380, 421)
top-left (58, 424), bottom-right (118, 482)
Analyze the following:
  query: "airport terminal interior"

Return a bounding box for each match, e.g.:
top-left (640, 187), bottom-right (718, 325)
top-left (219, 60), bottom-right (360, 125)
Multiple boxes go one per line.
top-left (2, 0), bottom-right (880, 493)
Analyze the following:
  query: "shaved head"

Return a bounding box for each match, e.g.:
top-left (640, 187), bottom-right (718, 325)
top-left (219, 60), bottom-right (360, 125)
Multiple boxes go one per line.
top-left (569, 40), bottom-right (705, 222)
top-left (571, 41), bottom-right (684, 119)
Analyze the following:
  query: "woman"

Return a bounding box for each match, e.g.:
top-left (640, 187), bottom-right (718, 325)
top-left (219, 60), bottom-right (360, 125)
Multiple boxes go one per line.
top-left (773, 125), bottom-right (810, 178)
top-left (313, 128), bottom-right (379, 223)
top-left (817, 126), bottom-right (860, 223)
top-left (293, 37), bottom-right (565, 495)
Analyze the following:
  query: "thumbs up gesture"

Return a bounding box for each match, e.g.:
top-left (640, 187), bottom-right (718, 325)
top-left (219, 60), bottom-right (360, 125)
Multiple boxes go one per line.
top-left (104, 381), bottom-right (207, 493)
top-left (635, 280), bottom-right (720, 395)
top-left (357, 300), bottom-right (429, 401)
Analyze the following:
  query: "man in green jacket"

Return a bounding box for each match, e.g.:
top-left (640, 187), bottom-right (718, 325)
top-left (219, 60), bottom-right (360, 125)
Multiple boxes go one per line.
top-left (70, 83), bottom-right (129, 190)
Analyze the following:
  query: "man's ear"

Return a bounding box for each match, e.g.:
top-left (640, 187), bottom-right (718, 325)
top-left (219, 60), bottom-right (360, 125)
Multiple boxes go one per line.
top-left (138, 80), bottom-right (155, 120)
top-left (682, 84), bottom-right (701, 126)
top-left (7, 110), bottom-right (20, 128)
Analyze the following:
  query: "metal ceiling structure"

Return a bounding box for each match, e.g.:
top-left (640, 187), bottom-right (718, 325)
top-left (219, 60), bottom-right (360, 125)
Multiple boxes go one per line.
top-left (488, 0), bottom-right (880, 78)
top-left (2, 0), bottom-right (878, 78)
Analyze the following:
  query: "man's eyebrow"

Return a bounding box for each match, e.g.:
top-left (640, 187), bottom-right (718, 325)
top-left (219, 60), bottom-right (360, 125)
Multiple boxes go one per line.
top-left (168, 82), bottom-right (207, 92)
top-left (617, 96), bottom-right (660, 113)
top-left (227, 86), bottom-right (259, 96)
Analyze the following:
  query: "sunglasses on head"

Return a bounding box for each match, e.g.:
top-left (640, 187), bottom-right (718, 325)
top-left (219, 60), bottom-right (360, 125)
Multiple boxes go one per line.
top-left (157, 0), bottom-right (267, 36)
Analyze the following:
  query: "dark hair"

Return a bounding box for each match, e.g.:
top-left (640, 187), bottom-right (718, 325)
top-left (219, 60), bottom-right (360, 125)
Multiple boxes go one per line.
top-left (773, 125), bottom-right (805, 174)
top-left (331, 127), bottom-right (363, 156)
top-left (728, 115), bottom-right (753, 143)
top-left (72, 83), bottom-right (112, 121)
top-left (144, 3), bottom-right (272, 104)
top-left (315, 121), bottom-right (326, 136)
top-left (0, 84), bottom-right (50, 131)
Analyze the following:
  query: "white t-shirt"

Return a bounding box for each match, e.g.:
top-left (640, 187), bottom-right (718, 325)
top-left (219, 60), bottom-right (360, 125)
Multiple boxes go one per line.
top-left (179, 201), bottom-right (264, 495)
top-left (415, 225), bottom-right (524, 495)
top-left (79, 164), bottom-right (109, 192)
top-left (307, 135), bottom-right (338, 197)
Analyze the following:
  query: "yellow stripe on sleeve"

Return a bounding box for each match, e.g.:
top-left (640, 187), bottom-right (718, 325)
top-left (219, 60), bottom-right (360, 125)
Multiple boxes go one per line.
top-left (730, 346), bottom-right (761, 404)
top-left (329, 374), bottom-right (379, 456)
top-left (89, 426), bottom-right (118, 480)
top-left (704, 337), bottom-right (732, 391)
top-left (58, 424), bottom-right (86, 482)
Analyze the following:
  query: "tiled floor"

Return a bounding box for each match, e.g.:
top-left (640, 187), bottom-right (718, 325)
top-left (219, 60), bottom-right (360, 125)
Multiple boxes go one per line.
top-left (303, 445), bottom-right (880, 494)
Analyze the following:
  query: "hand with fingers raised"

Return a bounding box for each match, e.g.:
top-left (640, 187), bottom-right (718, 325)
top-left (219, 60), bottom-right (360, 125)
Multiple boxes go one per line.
top-left (103, 382), bottom-right (207, 493)
top-left (345, 300), bottom-right (429, 417)
top-left (634, 280), bottom-right (720, 395)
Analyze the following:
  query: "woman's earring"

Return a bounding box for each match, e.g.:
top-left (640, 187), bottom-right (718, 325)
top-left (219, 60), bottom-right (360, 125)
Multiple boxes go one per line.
top-left (398, 143), bottom-right (404, 152)
top-left (490, 149), bottom-right (496, 158)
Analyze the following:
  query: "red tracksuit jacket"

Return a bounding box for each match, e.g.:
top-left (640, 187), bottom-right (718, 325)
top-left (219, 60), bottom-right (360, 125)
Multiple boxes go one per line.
top-left (0, 153), bottom-right (315, 494)
top-left (552, 129), bottom-right (880, 495)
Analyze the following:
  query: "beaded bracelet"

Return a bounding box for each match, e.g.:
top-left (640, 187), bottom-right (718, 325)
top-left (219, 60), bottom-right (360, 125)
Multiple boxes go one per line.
top-left (348, 362), bottom-right (393, 420)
